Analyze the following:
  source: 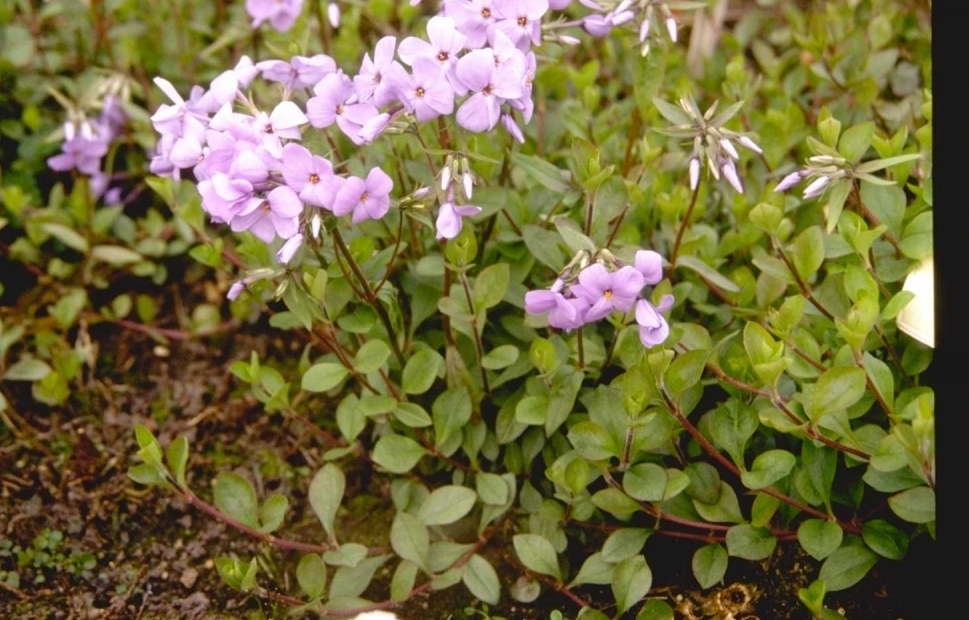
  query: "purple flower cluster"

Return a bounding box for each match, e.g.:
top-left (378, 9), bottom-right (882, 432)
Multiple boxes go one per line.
top-left (47, 96), bottom-right (127, 203)
top-left (245, 0), bottom-right (305, 32)
top-left (525, 249), bottom-right (674, 348)
top-left (148, 1), bottom-right (567, 250)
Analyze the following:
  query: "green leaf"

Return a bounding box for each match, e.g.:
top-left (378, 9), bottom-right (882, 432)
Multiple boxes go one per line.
top-left (824, 179), bottom-right (852, 233)
top-left (522, 225), bottom-right (567, 270)
top-left (513, 534), bottom-right (562, 581)
top-left (725, 525), bottom-right (776, 560)
top-left (259, 494), bottom-right (289, 534)
top-left (677, 255), bottom-right (741, 293)
top-left (854, 153), bottom-right (922, 174)
top-left (791, 226), bottom-right (825, 282)
top-left (463, 554), bottom-right (501, 605)
top-left (664, 349), bottom-right (708, 396)
top-left (797, 519), bottom-right (844, 560)
top-left (838, 122), bottom-right (874, 162)
top-left (391, 512), bottom-right (429, 570)
top-left (212, 472), bottom-right (260, 529)
top-left (309, 464), bottom-right (345, 541)
top-left (323, 543), bottom-right (368, 567)
top-left (860, 181), bottom-right (905, 240)
top-left (887, 486), bottom-right (935, 523)
top-left (511, 153), bottom-right (571, 192)
top-left (592, 488), bottom-right (643, 519)
top-left (402, 348), bottom-right (442, 395)
top-left (302, 362), bottom-right (349, 392)
top-left (329, 555), bottom-right (389, 599)
top-left (623, 463), bottom-right (670, 503)
top-left (432, 388), bottom-right (472, 449)
top-left (635, 599), bottom-right (675, 620)
top-left (740, 450), bottom-right (796, 490)
top-left (91, 244), bottom-right (143, 266)
top-left (481, 344), bottom-right (519, 369)
top-left (165, 436), bottom-right (188, 487)
top-left (473, 263), bottom-right (510, 310)
top-left (553, 216), bottom-right (597, 254)
top-left (692, 543), bottom-right (728, 589)
top-left (372, 434), bottom-right (426, 474)
top-left (818, 544), bottom-right (878, 591)
top-left (296, 553), bottom-right (327, 600)
top-left (602, 528), bottom-right (651, 564)
top-left (570, 552), bottom-right (615, 587)
top-left (612, 555), bottom-right (652, 616)
top-left (417, 485), bottom-right (477, 526)
top-left (862, 520), bottom-right (909, 560)
top-left (568, 421), bottom-right (617, 461)
top-left (2, 358), bottom-right (52, 381)
top-left (353, 340), bottom-right (391, 373)
top-left (391, 560), bottom-right (419, 602)
top-left (40, 222), bottom-right (89, 252)
top-left (476, 472), bottom-right (510, 506)
top-left (393, 402), bottom-right (433, 428)
top-left (651, 97), bottom-right (692, 125)
top-left (813, 367), bottom-right (867, 419)
top-left (693, 482), bottom-right (744, 524)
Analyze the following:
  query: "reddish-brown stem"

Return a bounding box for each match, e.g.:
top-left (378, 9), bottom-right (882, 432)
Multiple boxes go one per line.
top-left (670, 181), bottom-right (702, 268)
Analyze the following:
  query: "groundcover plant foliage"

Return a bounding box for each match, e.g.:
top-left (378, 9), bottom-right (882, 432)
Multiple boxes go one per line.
top-left (1, 0), bottom-right (932, 618)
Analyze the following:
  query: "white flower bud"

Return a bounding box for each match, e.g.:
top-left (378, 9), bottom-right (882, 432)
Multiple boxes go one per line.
top-left (638, 18), bottom-right (651, 43)
top-left (276, 233), bottom-right (304, 265)
top-left (611, 10), bottom-right (636, 27)
top-left (720, 138), bottom-right (740, 160)
top-left (311, 212), bottom-right (323, 239)
top-left (773, 171), bottom-right (804, 192)
top-left (721, 159), bottom-right (743, 193)
top-left (440, 165), bottom-right (451, 191)
top-left (738, 135), bottom-right (763, 155)
top-left (665, 17), bottom-right (678, 42)
top-left (327, 3), bottom-right (341, 28)
top-left (802, 175), bottom-right (832, 199)
top-left (689, 157), bottom-right (701, 191)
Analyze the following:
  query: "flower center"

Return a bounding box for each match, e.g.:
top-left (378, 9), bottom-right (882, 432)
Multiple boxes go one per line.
top-left (517, 17), bottom-right (527, 27)
top-left (415, 86), bottom-right (425, 98)
top-left (309, 173), bottom-right (320, 184)
top-left (603, 290), bottom-right (613, 300)
top-left (481, 8), bottom-right (491, 18)
top-left (437, 51), bottom-right (448, 62)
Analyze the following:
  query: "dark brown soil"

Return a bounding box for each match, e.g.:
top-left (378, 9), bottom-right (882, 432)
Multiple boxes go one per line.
top-left (0, 322), bottom-right (933, 620)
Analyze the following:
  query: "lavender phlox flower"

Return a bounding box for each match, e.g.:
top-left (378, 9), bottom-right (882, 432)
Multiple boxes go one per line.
top-left (489, 0), bottom-right (549, 51)
top-left (151, 77), bottom-right (206, 137)
top-left (524, 284), bottom-right (588, 330)
top-left (570, 263), bottom-right (645, 322)
top-left (500, 112), bottom-right (525, 143)
top-left (357, 112), bottom-right (393, 144)
top-left (353, 36), bottom-right (399, 107)
top-left (198, 174), bottom-right (256, 223)
top-left (635, 294), bottom-right (674, 347)
top-left (436, 201), bottom-right (482, 240)
top-left (547, 0), bottom-right (573, 9)
top-left (253, 101), bottom-right (307, 158)
top-left (306, 73), bottom-right (379, 144)
top-left (168, 119), bottom-right (208, 170)
top-left (385, 58), bottom-right (456, 122)
top-left (47, 130), bottom-right (109, 175)
top-left (443, 0), bottom-right (497, 50)
top-left (227, 280), bottom-right (247, 301)
top-left (331, 167), bottom-right (394, 223)
top-left (258, 55), bottom-right (337, 92)
top-left (230, 185), bottom-right (302, 243)
top-left (281, 143), bottom-right (338, 209)
top-left (276, 233), bottom-right (304, 265)
top-left (633, 250), bottom-right (664, 285)
top-left (245, 0), bottom-right (304, 32)
top-left (397, 16), bottom-right (467, 88)
top-left (453, 37), bottom-right (525, 132)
